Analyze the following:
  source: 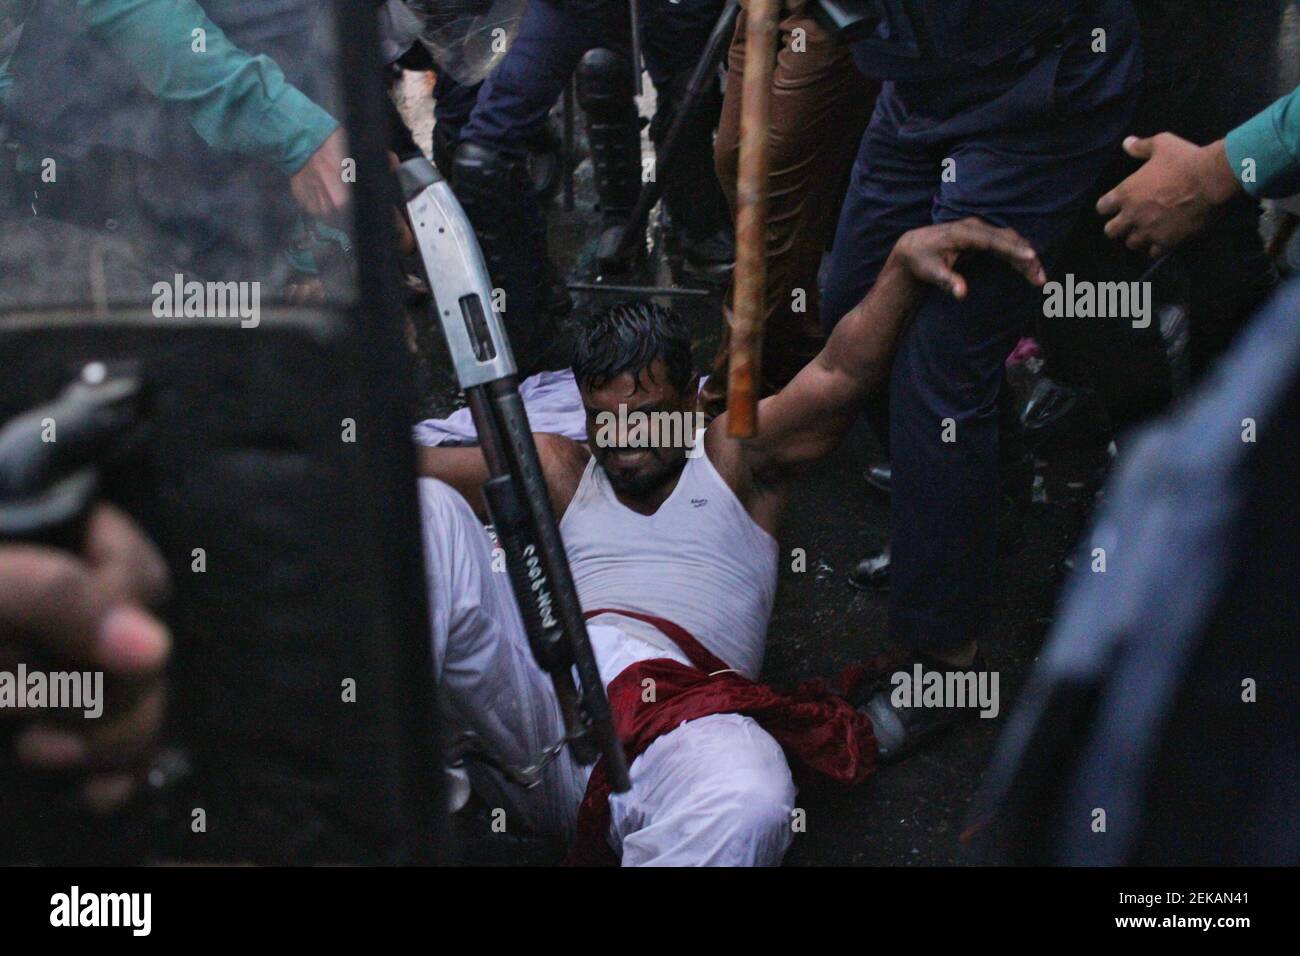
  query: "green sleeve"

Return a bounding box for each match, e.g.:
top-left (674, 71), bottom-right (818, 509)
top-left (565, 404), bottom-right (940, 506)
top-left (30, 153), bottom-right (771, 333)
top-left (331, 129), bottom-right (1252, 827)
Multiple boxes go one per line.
top-left (1225, 86), bottom-right (1300, 200)
top-left (76, 0), bottom-right (338, 175)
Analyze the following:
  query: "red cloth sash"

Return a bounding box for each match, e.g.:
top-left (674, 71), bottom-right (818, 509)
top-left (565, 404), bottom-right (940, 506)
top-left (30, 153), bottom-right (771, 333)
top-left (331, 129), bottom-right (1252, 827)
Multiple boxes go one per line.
top-left (565, 608), bottom-right (885, 866)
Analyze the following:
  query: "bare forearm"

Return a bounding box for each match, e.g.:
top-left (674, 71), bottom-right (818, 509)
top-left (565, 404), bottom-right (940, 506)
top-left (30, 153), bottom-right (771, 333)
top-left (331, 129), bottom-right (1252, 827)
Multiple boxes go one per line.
top-left (739, 218), bottom-right (1042, 471)
top-left (816, 253), bottom-right (920, 399)
top-left (416, 445), bottom-right (490, 518)
top-left (743, 254), bottom-right (921, 469)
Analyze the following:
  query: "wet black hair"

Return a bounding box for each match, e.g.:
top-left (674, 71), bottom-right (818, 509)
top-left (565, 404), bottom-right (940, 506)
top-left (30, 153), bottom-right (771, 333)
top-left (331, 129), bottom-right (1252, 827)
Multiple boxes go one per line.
top-left (571, 301), bottom-right (694, 396)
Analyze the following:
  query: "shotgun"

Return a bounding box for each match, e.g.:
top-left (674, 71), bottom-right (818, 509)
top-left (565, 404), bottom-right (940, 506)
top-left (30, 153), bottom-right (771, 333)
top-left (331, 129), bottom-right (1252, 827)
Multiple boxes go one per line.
top-left (398, 155), bottom-right (632, 793)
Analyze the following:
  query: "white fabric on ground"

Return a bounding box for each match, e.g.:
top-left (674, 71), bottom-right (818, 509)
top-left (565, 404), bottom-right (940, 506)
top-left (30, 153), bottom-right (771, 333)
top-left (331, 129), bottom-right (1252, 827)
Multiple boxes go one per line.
top-left (413, 369), bottom-right (586, 446)
top-left (418, 477), bottom-right (795, 865)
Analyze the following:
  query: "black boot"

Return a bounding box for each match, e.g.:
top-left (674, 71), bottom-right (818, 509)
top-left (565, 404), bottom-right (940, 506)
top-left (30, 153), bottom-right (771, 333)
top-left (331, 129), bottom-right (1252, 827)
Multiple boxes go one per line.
top-left (576, 48), bottom-right (644, 273)
top-left (451, 141), bottom-right (568, 375)
top-left (651, 71), bottom-right (734, 276)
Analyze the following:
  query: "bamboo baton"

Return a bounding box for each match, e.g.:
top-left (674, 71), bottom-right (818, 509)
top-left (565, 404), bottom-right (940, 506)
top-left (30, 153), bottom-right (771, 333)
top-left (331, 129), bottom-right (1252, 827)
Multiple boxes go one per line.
top-left (726, 0), bottom-right (778, 437)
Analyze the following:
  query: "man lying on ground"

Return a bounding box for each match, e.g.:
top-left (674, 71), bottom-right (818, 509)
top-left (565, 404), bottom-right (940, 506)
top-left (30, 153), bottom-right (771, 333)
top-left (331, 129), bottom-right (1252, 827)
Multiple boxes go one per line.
top-left (417, 218), bottom-right (1046, 866)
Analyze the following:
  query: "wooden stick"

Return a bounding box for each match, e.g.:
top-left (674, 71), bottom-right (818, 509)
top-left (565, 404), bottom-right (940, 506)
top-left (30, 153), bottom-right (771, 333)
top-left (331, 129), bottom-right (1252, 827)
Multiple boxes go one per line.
top-left (726, 0), bottom-right (777, 438)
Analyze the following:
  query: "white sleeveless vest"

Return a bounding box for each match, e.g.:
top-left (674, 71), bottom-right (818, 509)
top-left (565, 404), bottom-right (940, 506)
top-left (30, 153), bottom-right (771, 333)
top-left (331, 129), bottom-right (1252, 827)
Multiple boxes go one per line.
top-left (559, 444), bottom-right (779, 680)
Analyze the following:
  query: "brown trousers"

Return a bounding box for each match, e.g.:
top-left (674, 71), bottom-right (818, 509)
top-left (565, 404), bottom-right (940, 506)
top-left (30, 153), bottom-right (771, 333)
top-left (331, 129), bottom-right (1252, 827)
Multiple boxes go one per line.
top-left (702, 6), bottom-right (878, 413)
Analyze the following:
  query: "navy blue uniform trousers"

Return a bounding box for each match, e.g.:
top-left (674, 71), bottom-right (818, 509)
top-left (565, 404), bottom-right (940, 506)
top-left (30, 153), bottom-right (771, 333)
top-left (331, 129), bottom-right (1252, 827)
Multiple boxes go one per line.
top-left (456, 0), bottom-right (723, 154)
top-left (821, 1), bottom-right (1143, 653)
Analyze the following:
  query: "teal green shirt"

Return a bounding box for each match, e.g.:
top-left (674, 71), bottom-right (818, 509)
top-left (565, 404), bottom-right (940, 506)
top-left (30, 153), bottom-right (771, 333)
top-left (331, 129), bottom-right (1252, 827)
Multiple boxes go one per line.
top-left (2, 0), bottom-right (337, 175)
top-left (1225, 86), bottom-right (1300, 200)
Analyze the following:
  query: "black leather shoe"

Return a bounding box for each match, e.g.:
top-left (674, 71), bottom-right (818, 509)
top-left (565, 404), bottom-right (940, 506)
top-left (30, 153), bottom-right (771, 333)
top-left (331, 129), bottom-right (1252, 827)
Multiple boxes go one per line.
top-left (864, 461), bottom-right (891, 497)
top-left (847, 546), bottom-right (891, 593)
top-left (858, 651), bottom-right (990, 764)
top-left (847, 502), bottom-right (1024, 596)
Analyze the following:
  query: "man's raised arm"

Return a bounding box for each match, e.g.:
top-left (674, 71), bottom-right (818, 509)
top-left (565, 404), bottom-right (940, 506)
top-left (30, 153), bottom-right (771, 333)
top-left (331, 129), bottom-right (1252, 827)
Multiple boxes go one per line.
top-left (721, 218), bottom-right (1046, 472)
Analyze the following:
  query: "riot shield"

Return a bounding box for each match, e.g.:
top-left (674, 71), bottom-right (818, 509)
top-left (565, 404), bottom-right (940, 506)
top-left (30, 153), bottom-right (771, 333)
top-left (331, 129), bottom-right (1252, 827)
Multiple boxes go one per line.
top-left (405, 0), bottom-right (526, 85)
top-left (0, 0), bottom-right (443, 864)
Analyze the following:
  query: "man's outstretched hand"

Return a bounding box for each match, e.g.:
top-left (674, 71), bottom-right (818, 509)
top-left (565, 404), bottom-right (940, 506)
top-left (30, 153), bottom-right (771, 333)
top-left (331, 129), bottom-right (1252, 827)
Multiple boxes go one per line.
top-left (0, 505), bottom-right (172, 813)
top-left (1097, 134), bottom-right (1242, 258)
top-left (731, 217), bottom-right (1046, 473)
top-left (889, 218), bottom-right (1047, 299)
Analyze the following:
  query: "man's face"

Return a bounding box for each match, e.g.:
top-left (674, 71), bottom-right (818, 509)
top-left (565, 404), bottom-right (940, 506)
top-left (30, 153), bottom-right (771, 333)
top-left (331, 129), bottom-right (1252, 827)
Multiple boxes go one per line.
top-left (581, 360), bottom-right (698, 498)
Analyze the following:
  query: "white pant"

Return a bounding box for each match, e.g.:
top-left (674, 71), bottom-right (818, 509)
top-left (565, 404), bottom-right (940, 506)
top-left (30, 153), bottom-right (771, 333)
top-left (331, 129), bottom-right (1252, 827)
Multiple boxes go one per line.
top-left (419, 478), bottom-right (796, 866)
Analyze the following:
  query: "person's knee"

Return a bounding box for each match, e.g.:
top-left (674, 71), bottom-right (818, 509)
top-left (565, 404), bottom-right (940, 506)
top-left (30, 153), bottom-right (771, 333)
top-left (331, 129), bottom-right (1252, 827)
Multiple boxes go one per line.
top-left (619, 715), bottom-right (796, 865)
top-left (894, 290), bottom-right (1008, 414)
top-left (727, 766), bottom-right (797, 845)
top-left (418, 477), bottom-right (484, 568)
top-left (697, 766), bottom-right (797, 868)
top-left (683, 716), bottom-right (797, 861)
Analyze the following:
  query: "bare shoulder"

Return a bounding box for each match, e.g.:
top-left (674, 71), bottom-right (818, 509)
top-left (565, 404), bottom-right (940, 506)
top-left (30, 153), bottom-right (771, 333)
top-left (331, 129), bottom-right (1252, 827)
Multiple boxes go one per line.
top-left (701, 417), bottom-right (785, 535)
top-left (535, 432), bottom-right (591, 517)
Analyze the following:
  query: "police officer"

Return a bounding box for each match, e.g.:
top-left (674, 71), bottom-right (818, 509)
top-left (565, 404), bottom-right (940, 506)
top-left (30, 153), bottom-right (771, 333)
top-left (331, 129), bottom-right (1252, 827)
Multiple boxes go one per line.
top-left (441, 0), bottom-right (734, 375)
top-left (1047, 0), bottom-right (1285, 429)
top-left (822, 1), bottom-right (1145, 759)
top-left (2, 0), bottom-right (344, 287)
